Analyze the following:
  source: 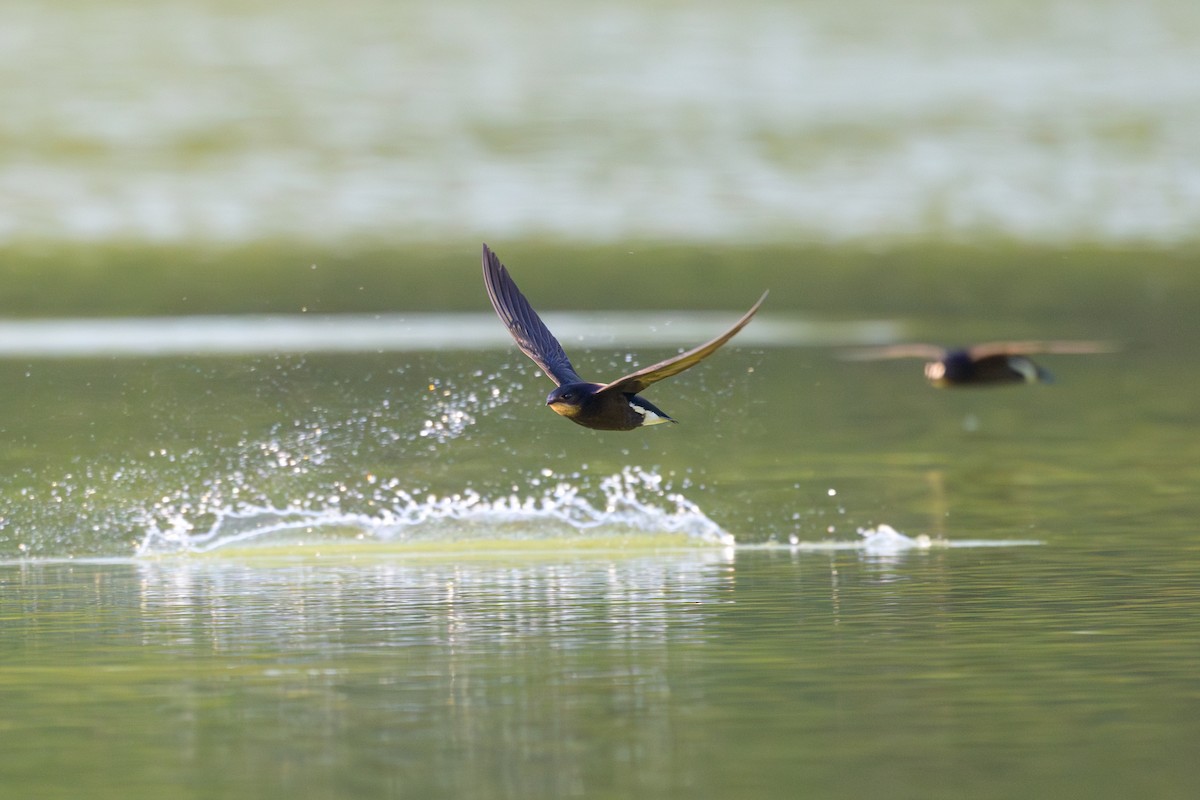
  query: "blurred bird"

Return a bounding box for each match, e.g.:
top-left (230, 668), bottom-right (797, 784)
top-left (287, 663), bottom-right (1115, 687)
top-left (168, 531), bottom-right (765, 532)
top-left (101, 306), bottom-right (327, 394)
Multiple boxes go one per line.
top-left (482, 244), bottom-right (767, 430)
top-left (843, 341), bottom-right (1116, 387)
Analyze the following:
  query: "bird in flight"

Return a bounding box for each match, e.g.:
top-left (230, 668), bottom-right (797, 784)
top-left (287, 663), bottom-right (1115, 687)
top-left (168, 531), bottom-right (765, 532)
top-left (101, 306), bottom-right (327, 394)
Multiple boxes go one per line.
top-left (843, 341), bottom-right (1115, 387)
top-left (482, 244), bottom-right (767, 430)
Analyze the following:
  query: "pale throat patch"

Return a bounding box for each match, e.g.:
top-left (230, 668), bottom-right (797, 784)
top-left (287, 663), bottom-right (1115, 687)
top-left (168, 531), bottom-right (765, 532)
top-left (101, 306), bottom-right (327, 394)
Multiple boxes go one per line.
top-left (629, 400), bottom-right (670, 426)
top-left (548, 400), bottom-right (580, 418)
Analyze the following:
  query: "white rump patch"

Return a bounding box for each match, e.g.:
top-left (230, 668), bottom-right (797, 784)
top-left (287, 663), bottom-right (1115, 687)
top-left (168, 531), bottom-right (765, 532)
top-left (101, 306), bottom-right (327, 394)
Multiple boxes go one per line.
top-left (1008, 357), bottom-right (1040, 383)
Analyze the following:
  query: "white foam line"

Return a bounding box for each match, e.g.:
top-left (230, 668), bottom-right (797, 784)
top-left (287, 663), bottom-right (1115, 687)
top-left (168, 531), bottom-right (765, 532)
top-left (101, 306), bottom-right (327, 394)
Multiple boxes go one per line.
top-left (0, 313), bottom-right (903, 358)
top-left (749, 539), bottom-right (1044, 552)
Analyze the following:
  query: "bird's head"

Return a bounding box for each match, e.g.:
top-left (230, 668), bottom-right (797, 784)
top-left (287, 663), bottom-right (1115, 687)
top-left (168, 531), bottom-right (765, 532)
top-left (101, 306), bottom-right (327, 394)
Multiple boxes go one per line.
top-left (926, 350), bottom-right (972, 386)
top-left (545, 382), bottom-right (598, 419)
top-left (924, 359), bottom-right (950, 386)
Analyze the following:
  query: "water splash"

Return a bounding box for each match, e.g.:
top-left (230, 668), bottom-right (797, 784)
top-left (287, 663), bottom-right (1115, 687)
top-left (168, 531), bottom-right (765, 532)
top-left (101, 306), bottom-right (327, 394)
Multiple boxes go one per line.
top-left (136, 466), bottom-right (733, 556)
top-left (0, 367), bottom-right (531, 559)
top-left (783, 524), bottom-right (1041, 555)
top-left (417, 377), bottom-right (507, 444)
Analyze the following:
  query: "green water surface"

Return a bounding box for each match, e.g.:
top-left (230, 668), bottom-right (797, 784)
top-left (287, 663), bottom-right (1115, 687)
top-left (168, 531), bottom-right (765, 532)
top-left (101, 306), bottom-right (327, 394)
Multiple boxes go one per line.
top-left (3, 545), bottom-right (1200, 799)
top-left (1, 242), bottom-right (1198, 798)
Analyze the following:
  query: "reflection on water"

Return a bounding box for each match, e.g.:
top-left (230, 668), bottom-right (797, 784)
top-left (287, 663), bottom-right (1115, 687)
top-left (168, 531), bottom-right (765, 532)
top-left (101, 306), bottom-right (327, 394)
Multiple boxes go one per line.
top-left (4, 0), bottom-right (1199, 244)
top-left (4, 554), bottom-right (740, 799)
top-left (134, 551), bottom-right (735, 655)
top-left (5, 548), bottom-right (1200, 799)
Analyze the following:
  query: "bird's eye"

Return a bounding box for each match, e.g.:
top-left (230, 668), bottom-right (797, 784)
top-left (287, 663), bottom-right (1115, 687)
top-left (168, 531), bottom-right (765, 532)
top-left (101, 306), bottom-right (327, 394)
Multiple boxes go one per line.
top-left (561, 391), bottom-right (575, 401)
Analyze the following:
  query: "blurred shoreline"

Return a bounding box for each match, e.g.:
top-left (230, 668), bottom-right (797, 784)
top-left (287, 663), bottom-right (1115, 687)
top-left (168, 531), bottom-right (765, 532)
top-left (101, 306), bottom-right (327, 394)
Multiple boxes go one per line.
top-left (0, 239), bottom-right (1193, 321)
top-left (4, 0), bottom-right (1198, 247)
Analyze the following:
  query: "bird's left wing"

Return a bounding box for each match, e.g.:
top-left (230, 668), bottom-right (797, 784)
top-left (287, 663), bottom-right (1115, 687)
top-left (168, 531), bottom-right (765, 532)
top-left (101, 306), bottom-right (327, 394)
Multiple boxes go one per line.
top-left (482, 244), bottom-right (583, 386)
top-left (838, 344), bottom-right (948, 361)
top-left (600, 291), bottom-right (768, 396)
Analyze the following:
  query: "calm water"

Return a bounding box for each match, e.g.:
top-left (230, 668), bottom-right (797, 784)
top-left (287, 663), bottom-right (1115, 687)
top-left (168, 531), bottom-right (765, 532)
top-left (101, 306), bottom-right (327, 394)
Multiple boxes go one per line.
top-left (4, 546), bottom-right (1200, 799)
top-left (4, 0), bottom-right (1200, 796)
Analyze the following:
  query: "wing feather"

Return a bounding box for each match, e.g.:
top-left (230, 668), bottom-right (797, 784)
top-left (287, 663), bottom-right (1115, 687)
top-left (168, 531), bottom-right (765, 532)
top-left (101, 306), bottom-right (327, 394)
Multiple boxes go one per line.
top-left (482, 244), bottom-right (583, 386)
top-left (968, 340), bottom-right (1118, 358)
top-left (839, 344), bottom-right (948, 361)
top-left (598, 291), bottom-right (768, 396)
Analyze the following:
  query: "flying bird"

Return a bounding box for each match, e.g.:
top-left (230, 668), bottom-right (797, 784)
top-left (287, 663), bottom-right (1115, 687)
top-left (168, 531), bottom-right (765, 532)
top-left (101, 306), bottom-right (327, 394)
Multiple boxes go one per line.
top-left (482, 244), bottom-right (767, 430)
top-left (843, 341), bottom-right (1115, 387)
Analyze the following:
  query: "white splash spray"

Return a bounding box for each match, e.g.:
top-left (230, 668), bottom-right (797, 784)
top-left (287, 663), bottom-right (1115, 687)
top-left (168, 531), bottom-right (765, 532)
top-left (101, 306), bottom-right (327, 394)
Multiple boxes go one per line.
top-left (135, 466), bottom-right (733, 555)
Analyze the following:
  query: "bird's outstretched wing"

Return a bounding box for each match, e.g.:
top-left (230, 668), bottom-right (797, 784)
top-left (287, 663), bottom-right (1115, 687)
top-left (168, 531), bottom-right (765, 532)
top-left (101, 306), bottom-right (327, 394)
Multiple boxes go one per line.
top-left (839, 344), bottom-right (948, 361)
top-left (482, 244), bottom-right (583, 386)
top-left (599, 291), bottom-right (768, 396)
top-left (967, 340), bottom-right (1118, 358)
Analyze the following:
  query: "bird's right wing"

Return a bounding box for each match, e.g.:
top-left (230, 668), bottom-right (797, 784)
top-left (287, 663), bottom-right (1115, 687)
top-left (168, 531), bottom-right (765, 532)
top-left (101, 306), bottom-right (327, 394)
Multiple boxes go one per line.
top-left (968, 340), bottom-right (1119, 358)
top-left (482, 244), bottom-right (583, 386)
